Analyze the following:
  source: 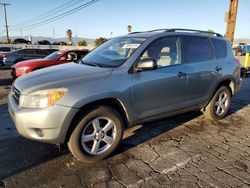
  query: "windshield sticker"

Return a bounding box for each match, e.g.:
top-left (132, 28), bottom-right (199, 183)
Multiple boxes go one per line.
top-left (122, 44), bottom-right (141, 49)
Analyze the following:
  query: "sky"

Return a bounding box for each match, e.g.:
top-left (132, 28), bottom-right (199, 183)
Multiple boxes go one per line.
top-left (0, 0), bottom-right (249, 39)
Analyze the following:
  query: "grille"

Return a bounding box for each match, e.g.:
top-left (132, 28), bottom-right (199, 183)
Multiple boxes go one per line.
top-left (13, 87), bottom-right (21, 105)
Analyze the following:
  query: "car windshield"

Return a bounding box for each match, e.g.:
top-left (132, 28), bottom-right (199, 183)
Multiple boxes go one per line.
top-left (80, 37), bottom-right (146, 67)
top-left (45, 51), bottom-right (62, 60)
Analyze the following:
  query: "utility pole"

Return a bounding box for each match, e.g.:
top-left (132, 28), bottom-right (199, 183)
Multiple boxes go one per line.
top-left (53, 29), bottom-right (55, 41)
top-left (225, 0), bottom-right (238, 44)
top-left (0, 3), bottom-right (10, 44)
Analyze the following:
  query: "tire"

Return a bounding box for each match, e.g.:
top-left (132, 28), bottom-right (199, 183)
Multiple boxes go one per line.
top-left (203, 86), bottom-right (231, 120)
top-left (68, 106), bottom-right (124, 163)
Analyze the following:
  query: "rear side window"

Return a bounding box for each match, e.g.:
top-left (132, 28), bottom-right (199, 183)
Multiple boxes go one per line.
top-left (33, 49), bottom-right (45, 55)
top-left (182, 37), bottom-right (213, 63)
top-left (211, 38), bottom-right (227, 59)
top-left (22, 49), bottom-right (35, 54)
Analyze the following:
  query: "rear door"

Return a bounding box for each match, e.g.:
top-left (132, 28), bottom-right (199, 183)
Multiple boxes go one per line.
top-left (181, 36), bottom-right (223, 106)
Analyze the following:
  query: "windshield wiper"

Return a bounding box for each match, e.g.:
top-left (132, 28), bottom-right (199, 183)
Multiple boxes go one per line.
top-left (80, 59), bottom-right (100, 67)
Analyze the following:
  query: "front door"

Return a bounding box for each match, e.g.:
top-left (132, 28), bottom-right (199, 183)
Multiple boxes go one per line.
top-left (131, 37), bottom-right (190, 121)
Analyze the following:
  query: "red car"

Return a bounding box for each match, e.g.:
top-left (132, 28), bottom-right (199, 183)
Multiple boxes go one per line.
top-left (11, 49), bottom-right (89, 78)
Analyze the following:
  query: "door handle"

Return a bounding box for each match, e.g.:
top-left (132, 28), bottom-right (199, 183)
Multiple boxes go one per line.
top-left (215, 66), bottom-right (222, 72)
top-left (177, 72), bottom-right (187, 78)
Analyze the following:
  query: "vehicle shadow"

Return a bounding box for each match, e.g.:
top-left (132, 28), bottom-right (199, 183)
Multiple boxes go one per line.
top-left (0, 104), bottom-right (67, 180)
top-left (0, 101), bottom-right (201, 179)
top-left (117, 111), bottom-right (201, 154)
top-left (229, 77), bottom-right (250, 113)
top-left (0, 66), bottom-right (11, 71)
top-left (0, 78), bottom-right (13, 87)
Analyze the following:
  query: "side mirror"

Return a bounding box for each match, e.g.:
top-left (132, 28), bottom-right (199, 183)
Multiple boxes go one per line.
top-left (135, 58), bottom-right (157, 72)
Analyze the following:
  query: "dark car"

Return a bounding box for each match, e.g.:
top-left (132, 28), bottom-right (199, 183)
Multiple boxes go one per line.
top-left (0, 46), bottom-right (20, 66)
top-left (52, 41), bottom-right (67, 46)
top-left (233, 44), bottom-right (250, 56)
top-left (14, 38), bottom-right (31, 44)
top-left (37, 40), bottom-right (51, 45)
top-left (3, 48), bottom-right (57, 66)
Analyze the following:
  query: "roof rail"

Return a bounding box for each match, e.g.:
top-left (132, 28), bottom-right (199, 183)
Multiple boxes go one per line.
top-left (128, 28), bottom-right (223, 38)
top-left (165, 28), bottom-right (223, 37)
top-left (128, 32), bottom-right (143, 35)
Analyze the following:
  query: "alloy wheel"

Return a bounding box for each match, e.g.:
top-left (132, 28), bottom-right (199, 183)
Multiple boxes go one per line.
top-left (214, 91), bottom-right (230, 116)
top-left (81, 117), bottom-right (117, 155)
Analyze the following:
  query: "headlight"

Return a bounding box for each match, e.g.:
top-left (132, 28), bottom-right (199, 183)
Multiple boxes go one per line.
top-left (21, 88), bottom-right (68, 108)
top-left (17, 66), bottom-right (30, 71)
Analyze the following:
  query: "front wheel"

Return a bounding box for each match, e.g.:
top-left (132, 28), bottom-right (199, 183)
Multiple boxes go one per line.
top-left (203, 86), bottom-right (231, 120)
top-left (68, 106), bottom-right (124, 163)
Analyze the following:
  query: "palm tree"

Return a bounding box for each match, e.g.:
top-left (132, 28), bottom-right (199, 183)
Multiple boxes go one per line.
top-left (66, 29), bottom-right (72, 45)
top-left (127, 25), bottom-right (132, 33)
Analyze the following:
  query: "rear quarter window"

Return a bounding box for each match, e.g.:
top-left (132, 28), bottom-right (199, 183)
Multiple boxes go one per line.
top-left (182, 37), bottom-right (213, 63)
top-left (211, 38), bottom-right (227, 59)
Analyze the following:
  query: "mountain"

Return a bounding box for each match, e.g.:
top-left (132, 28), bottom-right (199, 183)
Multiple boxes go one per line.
top-left (0, 36), bottom-right (95, 45)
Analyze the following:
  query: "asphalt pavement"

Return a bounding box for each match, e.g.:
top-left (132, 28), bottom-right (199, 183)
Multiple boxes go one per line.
top-left (0, 69), bottom-right (250, 188)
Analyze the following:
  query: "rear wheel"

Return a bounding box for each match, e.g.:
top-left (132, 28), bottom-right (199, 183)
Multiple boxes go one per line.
top-left (203, 86), bottom-right (231, 120)
top-left (68, 106), bottom-right (124, 163)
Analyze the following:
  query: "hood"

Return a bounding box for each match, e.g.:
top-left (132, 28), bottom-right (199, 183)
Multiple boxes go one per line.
top-left (14, 63), bottom-right (113, 95)
top-left (14, 59), bottom-right (52, 68)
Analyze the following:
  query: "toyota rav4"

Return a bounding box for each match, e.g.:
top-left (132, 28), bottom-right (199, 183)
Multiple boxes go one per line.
top-left (8, 29), bottom-right (242, 163)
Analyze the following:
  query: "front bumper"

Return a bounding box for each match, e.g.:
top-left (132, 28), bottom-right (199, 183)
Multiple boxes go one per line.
top-left (8, 94), bottom-right (78, 144)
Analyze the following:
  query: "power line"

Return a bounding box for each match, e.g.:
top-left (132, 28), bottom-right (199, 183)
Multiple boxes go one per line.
top-left (11, 0), bottom-right (85, 28)
top-left (0, 3), bottom-right (10, 43)
top-left (15, 0), bottom-right (100, 30)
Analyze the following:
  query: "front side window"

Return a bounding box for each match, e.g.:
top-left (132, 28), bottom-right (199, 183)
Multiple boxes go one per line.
top-left (80, 37), bottom-right (146, 67)
top-left (182, 37), bottom-right (213, 63)
top-left (140, 37), bottom-right (180, 68)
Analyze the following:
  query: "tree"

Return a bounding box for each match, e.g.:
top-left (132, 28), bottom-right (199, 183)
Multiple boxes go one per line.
top-left (78, 40), bottom-right (88, 46)
top-left (127, 25), bottom-right (132, 33)
top-left (207, 29), bottom-right (215, 33)
top-left (94, 37), bottom-right (107, 46)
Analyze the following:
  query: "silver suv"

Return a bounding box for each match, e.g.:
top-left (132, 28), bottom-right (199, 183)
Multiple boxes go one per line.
top-left (8, 29), bottom-right (242, 163)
